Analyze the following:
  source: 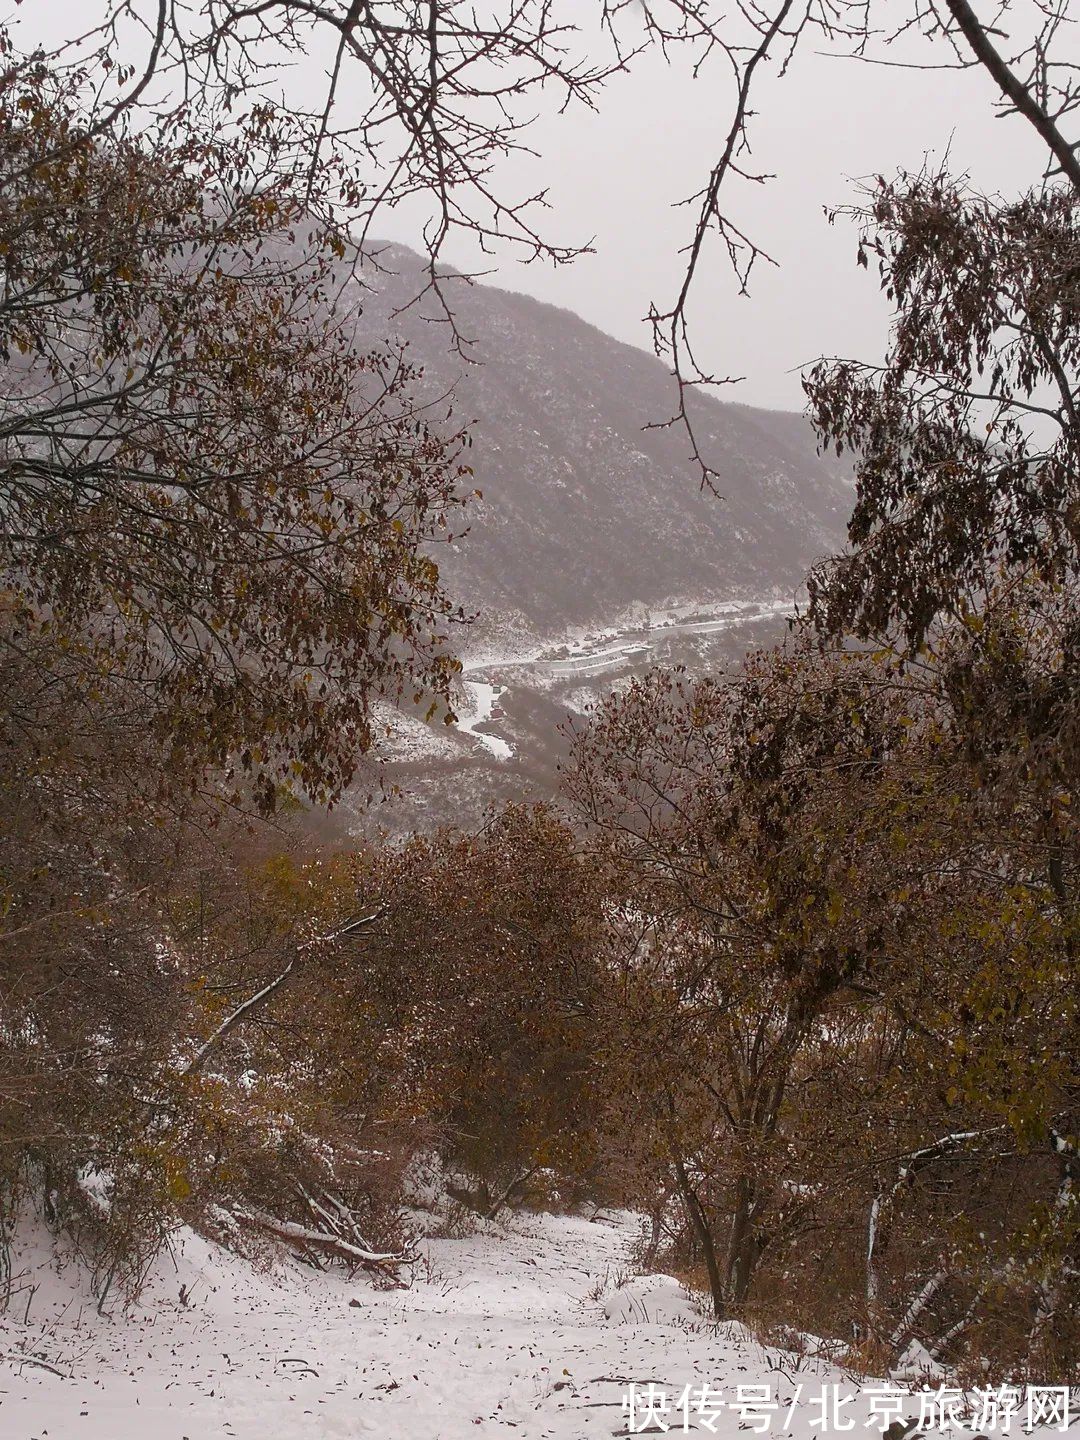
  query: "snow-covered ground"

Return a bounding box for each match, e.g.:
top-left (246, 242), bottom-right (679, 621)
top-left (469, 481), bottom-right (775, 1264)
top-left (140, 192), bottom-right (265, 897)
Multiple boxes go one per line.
top-left (533, 601), bottom-right (795, 680)
top-left (372, 701), bottom-right (462, 764)
top-left (6, 1207), bottom-right (1049, 1440)
top-left (458, 681), bottom-right (514, 760)
top-left (1, 1209), bottom-right (862, 1440)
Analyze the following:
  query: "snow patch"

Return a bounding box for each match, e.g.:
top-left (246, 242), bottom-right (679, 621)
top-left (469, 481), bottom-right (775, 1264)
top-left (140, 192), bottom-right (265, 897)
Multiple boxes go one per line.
top-left (600, 1273), bottom-right (703, 1327)
top-left (457, 681), bottom-right (514, 760)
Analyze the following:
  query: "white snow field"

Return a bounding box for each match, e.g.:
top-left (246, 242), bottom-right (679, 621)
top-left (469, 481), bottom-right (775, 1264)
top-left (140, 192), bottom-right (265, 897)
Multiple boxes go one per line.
top-left (0, 1209), bottom-right (1010, 1439)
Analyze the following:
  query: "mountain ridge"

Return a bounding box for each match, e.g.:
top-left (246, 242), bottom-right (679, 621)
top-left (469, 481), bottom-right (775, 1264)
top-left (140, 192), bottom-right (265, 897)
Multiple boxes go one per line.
top-left (350, 244), bottom-right (852, 640)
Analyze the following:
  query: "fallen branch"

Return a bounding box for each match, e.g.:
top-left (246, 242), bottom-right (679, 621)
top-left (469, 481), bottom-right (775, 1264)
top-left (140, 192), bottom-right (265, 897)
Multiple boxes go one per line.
top-left (235, 1208), bottom-right (414, 1287)
top-left (0, 1348), bottom-right (71, 1378)
top-left (866, 1127), bottom-right (1003, 1336)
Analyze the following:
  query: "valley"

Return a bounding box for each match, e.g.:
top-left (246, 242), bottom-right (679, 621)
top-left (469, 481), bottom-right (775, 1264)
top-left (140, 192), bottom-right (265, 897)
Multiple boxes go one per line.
top-left (457, 597), bottom-right (796, 764)
top-left (342, 596), bottom-right (796, 837)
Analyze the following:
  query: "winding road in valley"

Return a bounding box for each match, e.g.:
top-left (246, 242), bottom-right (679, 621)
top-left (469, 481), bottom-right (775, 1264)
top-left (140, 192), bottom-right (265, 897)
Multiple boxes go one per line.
top-left (456, 598), bottom-right (795, 762)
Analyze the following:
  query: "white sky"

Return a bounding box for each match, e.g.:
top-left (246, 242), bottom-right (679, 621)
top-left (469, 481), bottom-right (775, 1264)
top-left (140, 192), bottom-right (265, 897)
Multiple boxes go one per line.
top-left (31, 2), bottom-right (1061, 410)
top-left (402, 44), bottom-right (1048, 411)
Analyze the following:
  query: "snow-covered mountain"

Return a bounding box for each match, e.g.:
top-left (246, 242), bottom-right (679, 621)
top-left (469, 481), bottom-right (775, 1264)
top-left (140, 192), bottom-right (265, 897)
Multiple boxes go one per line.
top-left (352, 245), bottom-right (851, 641)
top-left (332, 247), bottom-right (854, 837)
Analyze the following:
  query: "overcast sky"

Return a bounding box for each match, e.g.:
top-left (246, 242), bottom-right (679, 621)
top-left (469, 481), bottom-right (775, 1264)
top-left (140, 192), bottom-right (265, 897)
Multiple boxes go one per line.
top-left (389, 40), bottom-right (1049, 413)
top-left (34, 2), bottom-right (1060, 411)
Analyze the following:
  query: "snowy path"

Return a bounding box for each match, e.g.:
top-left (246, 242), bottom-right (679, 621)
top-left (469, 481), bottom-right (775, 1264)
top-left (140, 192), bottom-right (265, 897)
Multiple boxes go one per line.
top-left (4, 1211), bottom-right (888, 1439)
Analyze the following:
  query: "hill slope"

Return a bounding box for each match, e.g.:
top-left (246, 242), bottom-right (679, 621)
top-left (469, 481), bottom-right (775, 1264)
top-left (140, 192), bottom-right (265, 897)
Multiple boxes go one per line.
top-left (353, 246), bottom-right (851, 638)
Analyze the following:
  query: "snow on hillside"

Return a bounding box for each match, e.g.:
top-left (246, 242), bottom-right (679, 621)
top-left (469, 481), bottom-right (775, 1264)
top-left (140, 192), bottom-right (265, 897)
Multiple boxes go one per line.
top-left (353, 244), bottom-right (853, 634)
top-left (0, 1208), bottom-right (1002, 1440)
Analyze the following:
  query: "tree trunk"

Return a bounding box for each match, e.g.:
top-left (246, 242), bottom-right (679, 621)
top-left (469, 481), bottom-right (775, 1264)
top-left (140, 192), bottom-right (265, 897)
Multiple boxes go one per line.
top-left (641, 1206), bottom-right (663, 1269)
top-left (672, 1155), bottom-right (726, 1320)
top-left (725, 1175), bottom-right (763, 1309)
